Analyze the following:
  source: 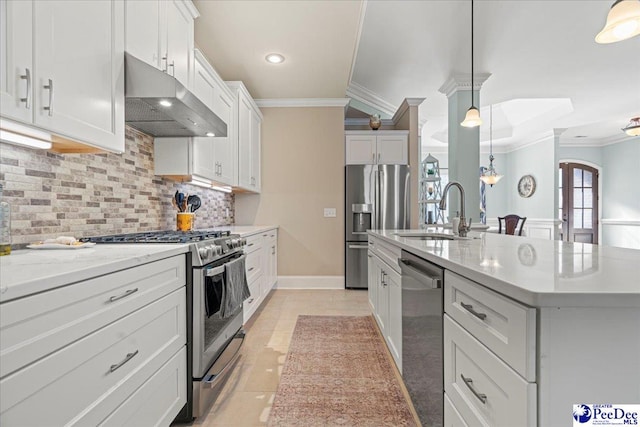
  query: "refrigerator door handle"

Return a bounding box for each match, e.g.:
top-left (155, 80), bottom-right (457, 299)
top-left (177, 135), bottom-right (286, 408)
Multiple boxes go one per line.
top-left (378, 168), bottom-right (384, 229)
top-left (373, 168), bottom-right (379, 230)
top-left (404, 170), bottom-right (410, 228)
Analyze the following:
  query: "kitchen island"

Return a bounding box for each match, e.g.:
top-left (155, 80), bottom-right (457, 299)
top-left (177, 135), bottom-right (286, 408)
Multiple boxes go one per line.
top-left (368, 229), bottom-right (640, 427)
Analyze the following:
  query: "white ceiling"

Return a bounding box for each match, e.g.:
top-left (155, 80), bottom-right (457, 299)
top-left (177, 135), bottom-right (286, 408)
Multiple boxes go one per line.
top-left (193, 0), bottom-right (640, 149)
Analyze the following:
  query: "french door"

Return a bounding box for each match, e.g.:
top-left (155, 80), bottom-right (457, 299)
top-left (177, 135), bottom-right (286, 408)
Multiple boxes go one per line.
top-left (559, 163), bottom-right (599, 244)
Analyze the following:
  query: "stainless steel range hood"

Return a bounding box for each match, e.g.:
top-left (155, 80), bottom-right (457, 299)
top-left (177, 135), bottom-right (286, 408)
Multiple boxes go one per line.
top-left (125, 53), bottom-right (227, 138)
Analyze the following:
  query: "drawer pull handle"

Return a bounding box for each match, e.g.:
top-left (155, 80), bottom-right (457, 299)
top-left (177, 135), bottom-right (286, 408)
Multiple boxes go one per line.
top-left (248, 267), bottom-right (254, 272)
top-left (110, 350), bottom-right (139, 373)
top-left (248, 243), bottom-right (254, 247)
top-left (108, 288), bottom-right (139, 302)
top-left (461, 374), bottom-right (487, 404)
top-left (248, 298), bottom-right (254, 303)
top-left (460, 302), bottom-right (487, 320)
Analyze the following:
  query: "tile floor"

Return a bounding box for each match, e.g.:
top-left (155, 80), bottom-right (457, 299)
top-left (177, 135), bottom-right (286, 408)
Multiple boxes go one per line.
top-left (189, 288), bottom-right (416, 427)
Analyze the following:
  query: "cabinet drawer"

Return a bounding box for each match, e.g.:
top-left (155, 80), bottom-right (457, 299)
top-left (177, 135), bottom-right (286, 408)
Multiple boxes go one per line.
top-left (444, 316), bottom-right (536, 427)
top-left (244, 233), bottom-right (263, 254)
top-left (245, 248), bottom-right (262, 283)
top-left (445, 393), bottom-right (469, 427)
top-left (369, 236), bottom-right (402, 274)
top-left (243, 279), bottom-right (261, 323)
top-left (0, 255), bottom-right (185, 378)
top-left (100, 347), bottom-right (186, 427)
top-left (444, 271), bottom-right (536, 381)
top-left (0, 289), bottom-right (186, 426)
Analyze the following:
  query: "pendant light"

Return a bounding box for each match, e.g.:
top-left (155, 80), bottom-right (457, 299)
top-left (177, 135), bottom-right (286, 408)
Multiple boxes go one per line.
top-left (461, 0), bottom-right (482, 128)
top-left (595, 0), bottom-right (640, 44)
top-left (479, 105), bottom-right (503, 186)
top-left (622, 117), bottom-right (640, 136)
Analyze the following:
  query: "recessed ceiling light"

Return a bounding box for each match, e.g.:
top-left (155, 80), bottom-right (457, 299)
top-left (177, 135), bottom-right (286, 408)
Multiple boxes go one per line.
top-left (265, 53), bottom-right (285, 64)
top-left (159, 100), bottom-right (172, 107)
top-left (574, 135), bottom-right (588, 138)
top-left (206, 132), bottom-right (215, 137)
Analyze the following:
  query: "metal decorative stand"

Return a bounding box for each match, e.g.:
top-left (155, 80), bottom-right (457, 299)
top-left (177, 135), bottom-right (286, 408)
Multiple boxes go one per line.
top-left (419, 153), bottom-right (444, 228)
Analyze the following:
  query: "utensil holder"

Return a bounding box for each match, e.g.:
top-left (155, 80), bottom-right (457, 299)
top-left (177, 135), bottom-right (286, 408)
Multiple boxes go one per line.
top-left (177, 213), bottom-right (194, 231)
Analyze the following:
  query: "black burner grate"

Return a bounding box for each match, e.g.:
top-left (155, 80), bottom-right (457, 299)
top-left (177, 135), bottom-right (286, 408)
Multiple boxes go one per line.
top-left (80, 229), bottom-right (230, 244)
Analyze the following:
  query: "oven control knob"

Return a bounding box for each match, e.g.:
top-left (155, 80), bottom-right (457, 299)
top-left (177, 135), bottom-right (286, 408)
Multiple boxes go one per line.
top-left (240, 238), bottom-right (247, 246)
top-left (198, 247), bottom-right (208, 260)
top-left (212, 244), bottom-right (222, 255)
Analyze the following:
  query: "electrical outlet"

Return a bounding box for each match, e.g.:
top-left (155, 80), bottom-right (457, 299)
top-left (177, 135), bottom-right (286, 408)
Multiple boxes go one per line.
top-left (324, 208), bottom-right (337, 218)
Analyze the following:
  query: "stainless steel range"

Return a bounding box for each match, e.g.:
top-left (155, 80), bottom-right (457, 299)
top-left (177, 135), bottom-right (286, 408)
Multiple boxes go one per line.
top-left (81, 229), bottom-right (248, 422)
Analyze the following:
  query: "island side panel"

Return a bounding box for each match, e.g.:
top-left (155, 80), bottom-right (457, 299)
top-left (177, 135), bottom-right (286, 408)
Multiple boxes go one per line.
top-left (537, 306), bottom-right (640, 427)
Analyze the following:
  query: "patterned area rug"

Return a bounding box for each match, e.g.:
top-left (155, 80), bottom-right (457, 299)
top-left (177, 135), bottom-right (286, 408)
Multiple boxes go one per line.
top-left (267, 315), bottom-right (418, 427)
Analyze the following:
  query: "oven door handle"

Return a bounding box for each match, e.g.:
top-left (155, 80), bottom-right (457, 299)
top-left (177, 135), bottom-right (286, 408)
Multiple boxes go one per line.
top-left (205, 265), bottom-right (226, 277)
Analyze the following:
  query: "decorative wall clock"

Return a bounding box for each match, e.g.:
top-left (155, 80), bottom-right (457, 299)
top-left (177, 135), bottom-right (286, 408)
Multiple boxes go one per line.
top-left (517, 174), bottom-right (536, 198)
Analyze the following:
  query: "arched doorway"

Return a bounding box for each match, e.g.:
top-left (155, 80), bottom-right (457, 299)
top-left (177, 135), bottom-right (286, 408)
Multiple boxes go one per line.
top-left (559, 162), bottom-right (599, 244)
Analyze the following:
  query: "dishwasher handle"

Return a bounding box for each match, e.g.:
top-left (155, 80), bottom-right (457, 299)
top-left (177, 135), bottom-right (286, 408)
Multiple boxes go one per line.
top-left (399, 258), bottom-right (442, 289)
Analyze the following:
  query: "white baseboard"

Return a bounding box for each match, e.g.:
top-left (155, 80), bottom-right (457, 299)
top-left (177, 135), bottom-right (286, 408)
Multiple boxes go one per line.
top-left (275, 276), bottom-right (345, 290)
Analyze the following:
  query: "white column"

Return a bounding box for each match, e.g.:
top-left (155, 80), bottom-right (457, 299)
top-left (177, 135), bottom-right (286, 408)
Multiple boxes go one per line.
top-left (439, 73), bottom-right (490, 223)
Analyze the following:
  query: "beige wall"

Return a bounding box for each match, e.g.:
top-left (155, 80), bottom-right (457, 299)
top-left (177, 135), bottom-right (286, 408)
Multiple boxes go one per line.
top-left (235, 107), bottom-right (345, 276)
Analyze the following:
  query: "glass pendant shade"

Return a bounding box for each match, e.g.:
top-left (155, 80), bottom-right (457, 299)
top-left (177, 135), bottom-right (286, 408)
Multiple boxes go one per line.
top-left (461, 106), bottom-right (482, 127)
top-left (595, 0), bottom-right (640, 43)
top-left (480, 168), bottom-right (503, 186)
top-left (622, 117), bottom-right (640, 136)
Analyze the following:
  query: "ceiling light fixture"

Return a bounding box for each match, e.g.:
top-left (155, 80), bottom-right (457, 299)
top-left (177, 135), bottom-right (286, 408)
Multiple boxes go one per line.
top-left (159, 100), bottom-right (172, 107)
top-left (596, 0), bottom-right (640, 43)
top-left (205, 132), bottom-right (215, 137)
top-left (265, 53), bottom-right (285, 64)
top-left (479, 105), bottom-right (503, 187)
top-left (461, 0), bottom-right (482, 128)
top-left (622, 116), bottom-right (640, 136)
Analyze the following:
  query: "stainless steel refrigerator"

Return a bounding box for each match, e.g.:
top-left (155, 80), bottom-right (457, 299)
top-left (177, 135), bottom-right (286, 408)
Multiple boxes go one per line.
top-left (345, 164), bottom-right (410, 289)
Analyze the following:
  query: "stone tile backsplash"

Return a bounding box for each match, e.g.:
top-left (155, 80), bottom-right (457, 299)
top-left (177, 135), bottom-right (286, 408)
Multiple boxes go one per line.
top-left (0, 127), bottom-right (234, 247)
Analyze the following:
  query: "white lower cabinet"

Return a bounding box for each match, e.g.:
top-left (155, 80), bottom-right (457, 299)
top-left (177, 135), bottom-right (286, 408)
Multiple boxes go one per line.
top-left (444, 315), bottom-right (536, 427)
top-left (0, 255), bottom-right (187, 426)
top-left (242, 228), bottom-right (278, 323)
top-left (367, 236), bottom-right (402, 372)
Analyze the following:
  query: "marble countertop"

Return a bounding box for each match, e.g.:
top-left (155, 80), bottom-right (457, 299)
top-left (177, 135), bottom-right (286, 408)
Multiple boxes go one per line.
top-left (370, 228), bottom-right (640, 308)
top-left (0, 244), bottom-right (189, 303)
top-left (218, 225), bottom-right (278, 237)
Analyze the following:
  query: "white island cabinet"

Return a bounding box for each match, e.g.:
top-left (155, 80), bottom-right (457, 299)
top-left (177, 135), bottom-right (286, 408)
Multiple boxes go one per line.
top-left (368, 229), bottom-right (640, 427)
top-left (1, 0), bottom-right (125, 153)
top-left (0, 249), bottom-right (189, 426)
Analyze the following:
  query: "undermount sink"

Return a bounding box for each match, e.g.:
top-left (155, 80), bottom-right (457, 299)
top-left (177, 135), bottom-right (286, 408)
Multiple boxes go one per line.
top-left (393, 232), bottom-right (460, 240)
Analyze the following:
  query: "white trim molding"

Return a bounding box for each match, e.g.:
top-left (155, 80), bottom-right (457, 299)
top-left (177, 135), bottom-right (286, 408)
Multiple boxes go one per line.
top-left (275, 276), bottom-right (345, 290)
top-left (438, 73), bottom-right (492, 98)
top-left (255, 98), bottom-right (350, 108)
top-left (346, 81), bottom-right (397, 117)
top-left (486, 218), bottom-right (560, 240)
top-left (391, 98), bottom-right (426, 125)
top-left (601, 219), bottom-right (640, 226)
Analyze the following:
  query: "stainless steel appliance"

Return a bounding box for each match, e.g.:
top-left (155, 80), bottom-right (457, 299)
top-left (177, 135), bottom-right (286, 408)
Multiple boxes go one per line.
top-left (399, 250), bottom-right (444, 427)
top-left (345, 164), bottom-right (410, 288)
top-left (81, 229), bottom-right (247, 422)
top-left (125, 53), bottom-right (227, 138)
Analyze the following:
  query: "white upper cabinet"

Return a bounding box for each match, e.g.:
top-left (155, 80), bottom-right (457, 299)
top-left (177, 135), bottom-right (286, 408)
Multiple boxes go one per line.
top-left (345, 131), bottom-right (409, 165)
top-left (228, 81), bottom-right (262, 193)
top-left (124, 0), bottom-right (197, 88)
top-left (0, 0), bottom-right (125, 153)
top-left (0, 0), bottom-right (33, 124)
top-left (189, 49), bottom-right (236, 186)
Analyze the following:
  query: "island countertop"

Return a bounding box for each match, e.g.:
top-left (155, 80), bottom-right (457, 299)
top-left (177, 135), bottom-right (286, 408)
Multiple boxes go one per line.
top-left (369, 229), bottom-right (640, 307)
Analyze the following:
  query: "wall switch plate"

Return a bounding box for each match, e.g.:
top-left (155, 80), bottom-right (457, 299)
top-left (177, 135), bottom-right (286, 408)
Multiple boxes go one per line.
top-left (324, 208), bottom-right (337, 218)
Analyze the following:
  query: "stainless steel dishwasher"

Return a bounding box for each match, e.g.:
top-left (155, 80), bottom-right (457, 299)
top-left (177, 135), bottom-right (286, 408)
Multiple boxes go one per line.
top-left (399, 250), bottom-right (444, 427)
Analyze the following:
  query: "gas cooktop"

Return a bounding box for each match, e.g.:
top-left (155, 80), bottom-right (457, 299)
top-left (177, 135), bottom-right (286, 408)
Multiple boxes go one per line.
top-left (80, 229), bottom-right (231, 244)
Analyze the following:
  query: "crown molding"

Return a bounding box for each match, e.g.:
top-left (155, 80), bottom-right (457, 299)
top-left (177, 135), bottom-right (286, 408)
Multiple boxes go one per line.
top-left (553, 128), bottom-right (569, 137)
top-left (182, 0), bottom-right (200, 19)
top-left (499, 130), bottom-right (555, 153)
top-left (345, 81), bottom-right (397, 117)
top-left (254, 98), bottom-right (350, 108)
top-left (438, 73), bottom-right (492, 98)
top-left (559, 133), bottom-right (638, 148)
top-left (391, 98), bottom-right (426, 125)
top-left (599, 133), bottom-right (639, 146)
